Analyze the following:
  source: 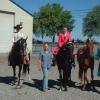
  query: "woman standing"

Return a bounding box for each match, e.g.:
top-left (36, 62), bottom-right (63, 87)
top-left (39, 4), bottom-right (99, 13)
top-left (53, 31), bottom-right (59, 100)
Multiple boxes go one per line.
top-left (39, 42), bottom-right (53, 92)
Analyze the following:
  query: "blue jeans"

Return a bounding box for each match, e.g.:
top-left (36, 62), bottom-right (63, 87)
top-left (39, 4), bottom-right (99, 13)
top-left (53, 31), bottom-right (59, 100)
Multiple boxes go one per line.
top-left (42, 67), bottom-right (48, 90)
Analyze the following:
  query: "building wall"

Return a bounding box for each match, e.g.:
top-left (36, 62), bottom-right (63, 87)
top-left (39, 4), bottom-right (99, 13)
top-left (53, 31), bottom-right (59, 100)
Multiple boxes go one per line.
top-left (0, 12), bottom-right (14, 52)
top-left (0, 0), bottom-right (33, 52)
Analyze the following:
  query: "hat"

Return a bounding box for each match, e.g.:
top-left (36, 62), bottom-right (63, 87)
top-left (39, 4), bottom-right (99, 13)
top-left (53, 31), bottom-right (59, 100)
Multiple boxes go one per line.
top-left (14, 24), bottom-right (23, 30)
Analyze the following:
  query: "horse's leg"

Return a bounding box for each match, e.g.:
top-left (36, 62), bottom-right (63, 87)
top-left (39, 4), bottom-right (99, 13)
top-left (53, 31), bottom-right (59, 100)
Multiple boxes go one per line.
top-left (68, 65), bottom-right (71, 81)
top-left (27, 53), bottom-right (31, 81)
top-left (91, 67), bottom-right (94, 89)
top-left (83, 68), bottom-right (87, 90)
top-left (11, 66), bottom-right (16, 85)
top-left (27, 64), bottom-right (31, 81)
top-left (79, 66), bottom-right (83, 86)
top-left (63, 68), bottom-right (67, 91)
top-left (68, 56), bottom-right (74, 81)
top-left (17, 65), bottom-right (22, 87)
top-left (23, 64), bottom-right (31, 81)
top-left (58, 68), bottom-right (62, 91)
top-left (82, 69), bottom-right (85, 90)
top-left (63, 66), bottom-right (69, 91)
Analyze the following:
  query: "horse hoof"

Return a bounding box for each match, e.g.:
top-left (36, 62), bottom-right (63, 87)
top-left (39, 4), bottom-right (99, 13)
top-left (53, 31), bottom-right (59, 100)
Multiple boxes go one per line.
top-left (63, 88), bottom-right (67, 91)
top-left (59, 89), bottom-right (62, 91)
top-left (90, 86), bottom-right (95, 90)
top-left (82, 87), bottom-right (85, 91)
top-left (28, 78), bottom-right (33, 83)
top-left (9, 83), bottom-right (15, 86)
top-left (16, 85), bottom-right (22, 89)
top-left (58, 88), bottom-right (62, 91)
top-left (10, 81), bottom-right (15, 86)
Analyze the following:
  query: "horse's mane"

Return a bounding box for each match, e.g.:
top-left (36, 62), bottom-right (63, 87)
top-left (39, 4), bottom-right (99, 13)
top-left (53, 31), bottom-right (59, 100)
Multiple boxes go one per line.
top-left (9, 38), bottom-right (27, 66)
top-left (57, 42), bottom-right (74, 60)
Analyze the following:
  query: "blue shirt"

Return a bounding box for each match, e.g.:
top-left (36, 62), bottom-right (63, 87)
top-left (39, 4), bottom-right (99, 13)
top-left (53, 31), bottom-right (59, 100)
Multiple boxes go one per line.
top-left (40, 50), bottom-right (53, 69)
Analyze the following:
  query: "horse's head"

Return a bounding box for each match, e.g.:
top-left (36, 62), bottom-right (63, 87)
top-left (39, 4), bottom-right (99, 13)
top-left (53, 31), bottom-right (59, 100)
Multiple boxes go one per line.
top-left (59, 41), bottom-right (74, 56)
top-left (64, 42), bottom-right (74, 54)
top-left (17, 37), bottom-right (28, 55)
top-left (86, 39), bottom-right (94, 56)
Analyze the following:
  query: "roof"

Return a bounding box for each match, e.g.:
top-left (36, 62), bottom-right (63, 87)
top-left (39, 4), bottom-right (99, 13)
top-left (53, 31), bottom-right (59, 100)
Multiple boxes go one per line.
top-left (10, 0), bottom-right (33, 16)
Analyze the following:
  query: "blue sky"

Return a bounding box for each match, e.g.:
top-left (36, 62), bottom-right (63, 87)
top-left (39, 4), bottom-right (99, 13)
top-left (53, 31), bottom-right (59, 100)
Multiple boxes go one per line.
top-left (13, 0), bottom-right (100, 42)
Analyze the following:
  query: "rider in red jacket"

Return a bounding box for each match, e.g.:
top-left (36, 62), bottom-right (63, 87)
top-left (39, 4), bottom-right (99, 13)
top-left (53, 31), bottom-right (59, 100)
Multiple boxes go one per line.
top-left (52, 27), bottom-right (72, 66)
top-left (52, 27), bottom-right (71, 55)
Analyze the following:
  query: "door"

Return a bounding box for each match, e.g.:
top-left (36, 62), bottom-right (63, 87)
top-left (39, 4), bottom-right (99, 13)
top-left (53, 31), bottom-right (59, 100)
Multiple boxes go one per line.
top-left (0, 12), bottom-right (14, 53)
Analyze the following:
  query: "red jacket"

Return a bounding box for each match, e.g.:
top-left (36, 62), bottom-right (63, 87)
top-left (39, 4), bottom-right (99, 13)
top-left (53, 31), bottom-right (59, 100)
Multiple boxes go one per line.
top-left (58, 32), bottom-right (71, 47)
top-left (52, 32), bottom-right (71, 55)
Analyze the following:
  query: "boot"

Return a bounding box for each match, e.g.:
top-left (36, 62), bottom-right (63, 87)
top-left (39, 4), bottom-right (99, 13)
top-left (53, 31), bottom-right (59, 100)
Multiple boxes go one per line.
top-left (51, 59), bottom-right (56, 66)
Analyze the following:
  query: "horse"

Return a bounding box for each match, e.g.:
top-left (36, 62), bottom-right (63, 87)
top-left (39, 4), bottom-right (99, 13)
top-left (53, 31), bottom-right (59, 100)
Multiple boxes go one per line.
top-left (56, 42), bottom-right (75, 91)
top-left (77, 39), bottom-right (94, 90)
top-left (8, 37), bottom-right (30, 88)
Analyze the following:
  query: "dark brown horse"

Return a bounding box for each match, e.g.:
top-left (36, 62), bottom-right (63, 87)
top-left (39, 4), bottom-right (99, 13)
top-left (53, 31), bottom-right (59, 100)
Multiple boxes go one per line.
top-left (56, 42), bottom-right (75, 91)
top-left (8, 38), bottom-right (31, 88)
top-left (77, 39), bottom-right (94, 90)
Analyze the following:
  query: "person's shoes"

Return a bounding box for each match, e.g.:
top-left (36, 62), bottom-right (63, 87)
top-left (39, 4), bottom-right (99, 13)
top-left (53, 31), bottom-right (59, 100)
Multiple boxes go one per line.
top-left (43, 88), bottom-right (50, 92)
top-left (48, 88), bottom-right (50, 90)
top-left (51, 63), bottom-right (55, 66)
top-left (43, 89), bottom-right (47, 92)
top-left (51, 61), bottom-right (56, 66)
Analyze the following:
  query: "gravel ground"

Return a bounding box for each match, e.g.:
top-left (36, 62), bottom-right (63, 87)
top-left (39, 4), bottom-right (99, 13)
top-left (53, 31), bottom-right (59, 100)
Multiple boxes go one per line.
top-left (0, 53), bottom-right (100, 100)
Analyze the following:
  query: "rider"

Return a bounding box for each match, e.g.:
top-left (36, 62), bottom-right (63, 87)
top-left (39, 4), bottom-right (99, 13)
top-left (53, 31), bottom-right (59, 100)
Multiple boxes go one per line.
top-left (13, 22), bottom-right (24, 43)
top-left (8, 22), bottom-right (29, 65)
top-left (52, 27), bottom-right (72, 66)
top-left (58, 27), bottom-right (71, 48)
top-left (8, 22), bottom-right (24, 66)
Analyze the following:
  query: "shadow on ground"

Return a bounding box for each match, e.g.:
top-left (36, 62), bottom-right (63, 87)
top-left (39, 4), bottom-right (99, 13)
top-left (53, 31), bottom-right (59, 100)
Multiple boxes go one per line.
top-left (0, 76), bottom-right (16, 84)
top-left (23, 79), bottom-right (76, 91)
top-left (0, 76), bottom-right (100, 94)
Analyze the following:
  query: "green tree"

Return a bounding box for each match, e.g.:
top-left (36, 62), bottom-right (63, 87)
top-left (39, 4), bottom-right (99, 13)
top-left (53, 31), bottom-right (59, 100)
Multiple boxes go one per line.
top-left (83, 5), bottom-right (100, 39)
top-left (33, 3), bottom-right (74, 42)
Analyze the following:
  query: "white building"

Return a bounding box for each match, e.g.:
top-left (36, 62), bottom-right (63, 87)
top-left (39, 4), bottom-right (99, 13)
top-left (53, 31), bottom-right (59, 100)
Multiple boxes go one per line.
top-left (0, 0), bottom-right (33, 53)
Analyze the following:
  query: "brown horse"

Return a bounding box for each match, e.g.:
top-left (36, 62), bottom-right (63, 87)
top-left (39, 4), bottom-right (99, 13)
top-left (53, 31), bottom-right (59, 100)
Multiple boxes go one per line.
top-left (77, 39), bottom-right (94, 90)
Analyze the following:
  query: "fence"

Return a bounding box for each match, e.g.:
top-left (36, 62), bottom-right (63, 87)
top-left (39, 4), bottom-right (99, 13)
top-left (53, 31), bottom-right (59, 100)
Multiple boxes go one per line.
top-left (32, 43), bottom-right (57, 53)
top-left (32, 43), bottom-right (98, 56)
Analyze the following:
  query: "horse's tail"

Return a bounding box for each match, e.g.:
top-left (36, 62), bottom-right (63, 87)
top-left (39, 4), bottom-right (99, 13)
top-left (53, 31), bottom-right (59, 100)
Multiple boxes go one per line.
top-left (22, 53), bottom-right (30, 75)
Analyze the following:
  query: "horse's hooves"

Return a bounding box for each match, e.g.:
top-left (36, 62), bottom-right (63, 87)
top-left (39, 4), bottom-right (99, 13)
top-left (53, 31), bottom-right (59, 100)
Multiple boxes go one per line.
top-left (63, 88), bottom-right (67, 91)
top-left (58, 88), bottom-right (62, 91)
top-left (82, 87), bottom-right (85, 91)
top-left (75, 82), bottom-right (80, 86)
top-left (91, 86), bottom-right (95, 90)
top-left (9, 83), bottom-right (15, 86)
top-left (78, 82), bottom-right (84, 86)
top-left (29, 79), bottom-right (33, 83)
top-left (10, 81), bottom-right (15, 86)
top-left (16, 85), bottom-right (23, 89)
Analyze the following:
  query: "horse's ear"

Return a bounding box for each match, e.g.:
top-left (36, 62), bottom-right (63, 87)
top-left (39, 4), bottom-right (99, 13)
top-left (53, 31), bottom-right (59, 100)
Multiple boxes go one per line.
top-left (86, 38), bottom-right (89, 43)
